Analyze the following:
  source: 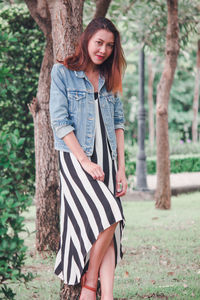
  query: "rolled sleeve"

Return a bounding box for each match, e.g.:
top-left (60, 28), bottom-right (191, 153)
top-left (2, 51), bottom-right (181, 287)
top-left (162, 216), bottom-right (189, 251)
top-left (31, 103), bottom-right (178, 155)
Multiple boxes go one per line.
top-left (114, 95), bottom-right (125, 130)
top-left (49, 64), bottom-right (74, 139)
top-left (115, 123), bottom-right (125, 130)
top-left (52, 120), bottom-right (74, 139)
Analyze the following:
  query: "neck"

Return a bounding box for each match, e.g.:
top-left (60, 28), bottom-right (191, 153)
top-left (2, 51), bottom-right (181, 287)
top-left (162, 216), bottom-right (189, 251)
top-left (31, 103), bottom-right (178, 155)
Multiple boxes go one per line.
top-left (85, 62), bottom-right (99, 74)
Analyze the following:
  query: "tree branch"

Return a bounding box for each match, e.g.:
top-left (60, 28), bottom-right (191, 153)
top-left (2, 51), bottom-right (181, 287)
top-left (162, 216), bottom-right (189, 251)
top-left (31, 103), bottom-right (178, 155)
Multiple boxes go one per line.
top-left (24, 0), bottom-right (52, 37)
top-left (123, 0), bottom-right (137, 14)
top-left (28, 97), bottom-right (39, 119)
top-left (94, 0), bottom-right (112, 18)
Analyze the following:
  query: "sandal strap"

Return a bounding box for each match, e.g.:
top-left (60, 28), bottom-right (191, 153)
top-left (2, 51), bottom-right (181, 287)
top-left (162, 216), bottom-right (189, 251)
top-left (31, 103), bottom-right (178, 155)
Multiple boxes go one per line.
top-left (83, 285), bottom-right (96, 293)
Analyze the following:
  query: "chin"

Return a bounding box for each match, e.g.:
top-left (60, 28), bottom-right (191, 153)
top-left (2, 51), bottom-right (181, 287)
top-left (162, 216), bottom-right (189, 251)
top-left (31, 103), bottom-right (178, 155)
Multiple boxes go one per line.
top-left (94, 60), bottom-right (104, 65)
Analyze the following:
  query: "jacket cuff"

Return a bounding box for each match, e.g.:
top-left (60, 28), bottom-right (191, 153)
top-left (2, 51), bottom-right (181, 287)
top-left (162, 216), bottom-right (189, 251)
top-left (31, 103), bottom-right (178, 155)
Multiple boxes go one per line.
top-left (55, 125), bottom-right (75, 139)
top-left (114, 124), bottom-right (124, 130)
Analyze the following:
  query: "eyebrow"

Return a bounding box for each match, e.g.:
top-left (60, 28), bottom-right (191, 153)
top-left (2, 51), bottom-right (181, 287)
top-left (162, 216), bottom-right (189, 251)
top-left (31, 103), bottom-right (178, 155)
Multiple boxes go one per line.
top-left (97, 38), bottom-right (114, 44)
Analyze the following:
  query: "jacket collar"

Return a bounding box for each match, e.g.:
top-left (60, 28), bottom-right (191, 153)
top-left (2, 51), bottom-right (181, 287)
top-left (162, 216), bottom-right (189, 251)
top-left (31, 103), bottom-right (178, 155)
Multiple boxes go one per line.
top-left (74, 70), bottom-right (85, 78)
top-left (74, 70), bottom-right (105, 92)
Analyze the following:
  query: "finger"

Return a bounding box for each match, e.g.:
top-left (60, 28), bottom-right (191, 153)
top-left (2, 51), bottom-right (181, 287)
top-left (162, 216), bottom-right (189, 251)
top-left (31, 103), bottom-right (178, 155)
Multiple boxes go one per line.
top-left (93, 170), bottom-right (104, 181)
top-left (96, 169), bottom-right (104, 180)
top-left (116, 182), bottom-right (127, 197)
top-left (116, 190), bottom-right (125, 197)
top-left (91, 171), bottom-right (97, 179)
top-left (116, 181), bottom-right (122, 193)
top-left (99, 174), bottom-right (105, 181)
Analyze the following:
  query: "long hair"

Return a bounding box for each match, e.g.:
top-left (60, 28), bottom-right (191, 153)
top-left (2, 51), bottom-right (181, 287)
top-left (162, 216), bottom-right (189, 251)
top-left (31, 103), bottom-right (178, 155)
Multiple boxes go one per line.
top-left (63, 17), bottom-right (126, 94)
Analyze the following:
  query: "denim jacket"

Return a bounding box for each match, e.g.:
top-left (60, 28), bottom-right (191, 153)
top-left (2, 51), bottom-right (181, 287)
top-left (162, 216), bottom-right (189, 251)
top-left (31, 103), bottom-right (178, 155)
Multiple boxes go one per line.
top-left (49, 63), bottom-right (125, 159)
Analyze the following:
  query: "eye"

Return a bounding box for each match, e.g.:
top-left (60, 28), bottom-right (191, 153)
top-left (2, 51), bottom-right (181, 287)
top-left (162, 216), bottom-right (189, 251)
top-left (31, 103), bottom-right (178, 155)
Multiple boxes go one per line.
top-left (96, 41), bottom-right (102, 45)
top-left (108, 44), bottom-right (114, 49)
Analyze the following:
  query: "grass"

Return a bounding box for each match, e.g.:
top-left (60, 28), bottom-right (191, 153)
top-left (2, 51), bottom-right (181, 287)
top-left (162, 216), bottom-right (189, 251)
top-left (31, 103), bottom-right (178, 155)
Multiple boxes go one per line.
top-left (8, 192), bottom-right (200, 299)
top-left (114, 192), bottom-right (200, 299)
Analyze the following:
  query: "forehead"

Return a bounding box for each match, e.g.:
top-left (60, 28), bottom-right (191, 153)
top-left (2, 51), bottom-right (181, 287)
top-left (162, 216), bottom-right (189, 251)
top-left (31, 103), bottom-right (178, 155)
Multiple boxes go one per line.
top-left (91, 29), bottom-right (114, 42)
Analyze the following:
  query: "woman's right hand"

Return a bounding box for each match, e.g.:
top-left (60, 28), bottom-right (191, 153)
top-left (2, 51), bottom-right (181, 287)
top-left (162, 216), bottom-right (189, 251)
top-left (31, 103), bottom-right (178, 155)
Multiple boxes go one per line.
top-left (80, 157), bottom-right (105, 181)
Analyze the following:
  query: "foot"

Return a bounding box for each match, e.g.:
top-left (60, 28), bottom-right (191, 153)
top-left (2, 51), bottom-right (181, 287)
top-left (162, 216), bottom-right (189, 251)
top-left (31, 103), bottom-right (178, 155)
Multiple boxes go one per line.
top-left (80, 272), bottom-right (97, 300)
top-left (80, 285), bottom-right (96, 300)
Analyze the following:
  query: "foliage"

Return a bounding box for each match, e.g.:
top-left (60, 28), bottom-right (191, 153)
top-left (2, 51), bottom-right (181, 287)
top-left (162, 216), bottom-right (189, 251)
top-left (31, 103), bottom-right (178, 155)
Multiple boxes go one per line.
top-left (122, 70), bottom-right (139, 142)
top-left (0, 4), bottom-right (45, 194)
top-left (125, 154), bottom-right (200, 176)
top-left (0, 130), bottom-right (33, 299)
top-left (126, 134), bottom-right (200, 158)
top-left (0, 23), bottom-right (11, 83)
top-left (105, 0), bottom-right (200, 143)
top-left (102, 0), bottom-right (200, 54)
top-left (151, 48), bottom-right (200, 141)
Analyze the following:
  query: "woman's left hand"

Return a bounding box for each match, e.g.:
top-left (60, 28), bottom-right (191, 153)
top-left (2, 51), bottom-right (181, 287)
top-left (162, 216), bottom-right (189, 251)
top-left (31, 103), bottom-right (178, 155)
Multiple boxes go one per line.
top-left (115, 169), bottom-right (127, 197)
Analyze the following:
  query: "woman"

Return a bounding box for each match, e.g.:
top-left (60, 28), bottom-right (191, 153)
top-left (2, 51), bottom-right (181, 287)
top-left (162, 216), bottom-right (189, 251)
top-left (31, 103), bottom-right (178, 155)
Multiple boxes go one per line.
top-left (50, 17), bottom-right (127, 300)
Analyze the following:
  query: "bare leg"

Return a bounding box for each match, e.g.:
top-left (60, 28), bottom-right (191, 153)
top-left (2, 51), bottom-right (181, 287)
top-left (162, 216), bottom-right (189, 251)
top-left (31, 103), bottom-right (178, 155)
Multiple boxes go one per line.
top-left (80, 222), bottom-right (118, 300)
top-left (99, 240), bottom-right (115, 300)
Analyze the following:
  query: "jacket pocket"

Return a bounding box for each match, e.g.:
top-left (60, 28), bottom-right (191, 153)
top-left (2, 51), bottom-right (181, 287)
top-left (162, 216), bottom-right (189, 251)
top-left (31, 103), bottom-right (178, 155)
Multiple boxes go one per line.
top-left (67, 90), bottom-right (86, 113)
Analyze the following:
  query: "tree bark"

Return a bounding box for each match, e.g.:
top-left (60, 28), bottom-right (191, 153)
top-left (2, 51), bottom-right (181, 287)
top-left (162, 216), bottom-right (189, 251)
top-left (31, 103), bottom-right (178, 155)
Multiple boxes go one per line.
top-left (147, 55), bottom-right (155, 152)
top-left (94, 0), bottom-right (112, 18)
top-left (155, 0), bottom-right (180, 209)
top-left (192, 40), bottom-right (200, 143)
top-left (25, 0), bottom-right (60, 251)
top-left (48, 0), bottom-right (84, 61)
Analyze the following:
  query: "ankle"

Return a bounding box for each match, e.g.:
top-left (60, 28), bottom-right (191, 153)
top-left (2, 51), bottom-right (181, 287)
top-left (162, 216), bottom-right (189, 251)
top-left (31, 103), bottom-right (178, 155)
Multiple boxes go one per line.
top-left (101, 293), bottom-right (113, 300)
top-left (84, 271), bottom-right (98, 288)
top-left (101, 290), bottom-right (113, 300)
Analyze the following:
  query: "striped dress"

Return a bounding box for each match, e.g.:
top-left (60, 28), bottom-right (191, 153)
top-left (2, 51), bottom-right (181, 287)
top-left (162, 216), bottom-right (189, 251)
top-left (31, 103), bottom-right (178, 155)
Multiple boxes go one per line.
top-left (54, 92), bottom-right (125, 285)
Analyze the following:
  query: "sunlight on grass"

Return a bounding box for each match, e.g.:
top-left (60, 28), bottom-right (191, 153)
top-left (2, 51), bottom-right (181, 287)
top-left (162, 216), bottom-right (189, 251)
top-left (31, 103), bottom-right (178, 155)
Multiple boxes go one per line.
top-left (11, 192), bottom-right (200, 299)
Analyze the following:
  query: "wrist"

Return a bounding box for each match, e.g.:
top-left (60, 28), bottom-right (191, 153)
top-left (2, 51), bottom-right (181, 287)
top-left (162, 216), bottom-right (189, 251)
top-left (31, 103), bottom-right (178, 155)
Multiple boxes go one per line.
top-left (117, 165), bottom-right (125, 172)
top-left (78, 156), bottom-right (90, 165)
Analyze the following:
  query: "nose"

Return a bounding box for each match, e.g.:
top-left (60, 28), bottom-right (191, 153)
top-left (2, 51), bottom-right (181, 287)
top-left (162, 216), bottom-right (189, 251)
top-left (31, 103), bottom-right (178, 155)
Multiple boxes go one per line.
top-left (100, 44), bottom-right (106, 54)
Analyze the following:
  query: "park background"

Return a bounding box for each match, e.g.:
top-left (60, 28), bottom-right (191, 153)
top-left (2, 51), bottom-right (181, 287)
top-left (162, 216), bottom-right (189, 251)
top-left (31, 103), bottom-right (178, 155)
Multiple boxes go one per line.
top-left (0, 0), bottom-right (200, 299)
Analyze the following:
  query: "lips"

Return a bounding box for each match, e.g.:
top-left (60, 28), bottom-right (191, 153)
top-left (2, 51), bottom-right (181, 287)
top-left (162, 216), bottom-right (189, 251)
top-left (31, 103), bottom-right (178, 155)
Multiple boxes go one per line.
top-left (96, 55), bottom-right (104, 60)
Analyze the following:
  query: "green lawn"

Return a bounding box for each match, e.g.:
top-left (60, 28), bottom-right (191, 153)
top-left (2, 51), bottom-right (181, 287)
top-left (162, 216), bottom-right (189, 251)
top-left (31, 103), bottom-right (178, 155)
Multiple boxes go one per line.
top-left (10, 192), bottom-right (200, 299)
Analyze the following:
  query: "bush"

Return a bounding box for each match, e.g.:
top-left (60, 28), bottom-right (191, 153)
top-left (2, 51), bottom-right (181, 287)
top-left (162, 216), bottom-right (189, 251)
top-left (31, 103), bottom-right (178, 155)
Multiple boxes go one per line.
top-left (125, 154), bottom-right (200, 177)
top-left (125, 139), bottom-right (200, 159)
top-left (0, 130), bottom-right (33, 299)
top-left (0, 4), bottom-right (45, 194)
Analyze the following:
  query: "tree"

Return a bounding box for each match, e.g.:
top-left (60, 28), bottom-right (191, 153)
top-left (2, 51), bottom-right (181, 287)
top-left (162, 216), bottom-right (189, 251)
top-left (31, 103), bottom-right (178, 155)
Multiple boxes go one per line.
top-left (147, 56), bottom-right (155, 151)
top-left (155, 0), bottom-right (180, 209)
top-left (192, 39), bottom-right (200, 142)
top-left (25, 0), bottom-right (85, 254)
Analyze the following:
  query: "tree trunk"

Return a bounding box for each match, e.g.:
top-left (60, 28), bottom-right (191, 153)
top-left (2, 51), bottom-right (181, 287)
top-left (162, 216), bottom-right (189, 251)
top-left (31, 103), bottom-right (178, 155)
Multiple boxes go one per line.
top-left (34, 37), bottom-right (61, 251)
top-left (48, 0), bottom-right (84, 61)
top-left (155, 0), bottom-right (180, 209)
top-left (94, 0), bottom-right (112, 18)
top-left (25, 0), bottom-right (60, 251)
top-left (192, 40), bottom-right (200, 143)
top-left (147, 55), bottom-right (155, 152)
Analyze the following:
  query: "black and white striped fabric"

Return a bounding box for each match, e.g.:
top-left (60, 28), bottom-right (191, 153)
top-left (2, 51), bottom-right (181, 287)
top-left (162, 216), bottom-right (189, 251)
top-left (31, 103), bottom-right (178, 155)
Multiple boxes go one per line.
top-left (54, 93), bottom-right (125, 285)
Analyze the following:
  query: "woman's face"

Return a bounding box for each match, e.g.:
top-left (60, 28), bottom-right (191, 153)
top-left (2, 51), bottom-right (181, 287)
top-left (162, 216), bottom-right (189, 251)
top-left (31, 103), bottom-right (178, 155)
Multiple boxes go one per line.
top-left (87, 29), bottom-right (114, 67)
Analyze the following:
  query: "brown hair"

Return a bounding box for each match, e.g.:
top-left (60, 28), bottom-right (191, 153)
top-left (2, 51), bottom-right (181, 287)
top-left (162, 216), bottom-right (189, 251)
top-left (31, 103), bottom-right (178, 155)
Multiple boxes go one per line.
top-left (63, 17), bottom-right (126, 94)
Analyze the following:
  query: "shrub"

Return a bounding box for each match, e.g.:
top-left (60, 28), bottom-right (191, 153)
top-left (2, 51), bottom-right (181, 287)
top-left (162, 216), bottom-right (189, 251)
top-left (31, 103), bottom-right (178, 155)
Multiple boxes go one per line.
top-left (0, 4), bottom-right (45, 194)
top-left (0, 130), bottom-right (33, 299)
top-left (125, 154), bottom-right (200, 177)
